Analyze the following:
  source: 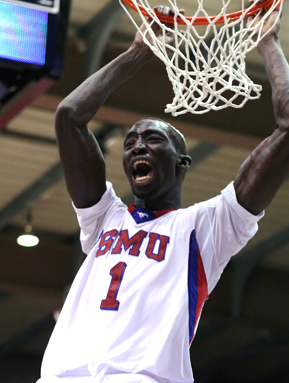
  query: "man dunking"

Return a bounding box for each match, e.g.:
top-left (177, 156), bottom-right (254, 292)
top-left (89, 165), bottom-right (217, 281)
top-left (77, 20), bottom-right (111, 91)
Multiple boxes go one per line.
top-left (37, 5), bottom-right (289, 383)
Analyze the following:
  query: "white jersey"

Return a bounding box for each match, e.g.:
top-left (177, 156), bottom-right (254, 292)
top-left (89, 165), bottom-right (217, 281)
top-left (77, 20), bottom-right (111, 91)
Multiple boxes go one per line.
top-left (39, 181), bottom-right (263, 383)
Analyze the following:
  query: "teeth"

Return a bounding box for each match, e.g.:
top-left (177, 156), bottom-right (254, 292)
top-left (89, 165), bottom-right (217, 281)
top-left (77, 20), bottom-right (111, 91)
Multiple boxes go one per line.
top-left (132, 160), bottom-right (152, 183)
top-left (135, 175), bottom-right (151, 182)
top-left (133, 160), bottom-right (150, 169)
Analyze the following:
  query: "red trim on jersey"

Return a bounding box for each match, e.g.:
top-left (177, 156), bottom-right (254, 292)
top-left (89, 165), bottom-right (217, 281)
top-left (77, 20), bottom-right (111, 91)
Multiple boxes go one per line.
top-left (154, 208), bottom-right (178, 218)
top-left (128, 205), bottom-right (177, 218)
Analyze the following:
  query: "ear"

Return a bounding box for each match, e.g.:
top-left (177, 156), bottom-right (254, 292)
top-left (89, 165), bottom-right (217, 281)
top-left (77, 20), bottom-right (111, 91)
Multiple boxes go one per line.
top-left (177, 154), bottom-right (192, 170)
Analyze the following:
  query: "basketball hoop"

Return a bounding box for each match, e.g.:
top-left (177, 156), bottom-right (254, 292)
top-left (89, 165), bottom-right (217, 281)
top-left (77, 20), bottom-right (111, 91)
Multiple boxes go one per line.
top-left (119, 0), bottom-right (284, 115)
top-left (121, 0), bottom-right (282, 25)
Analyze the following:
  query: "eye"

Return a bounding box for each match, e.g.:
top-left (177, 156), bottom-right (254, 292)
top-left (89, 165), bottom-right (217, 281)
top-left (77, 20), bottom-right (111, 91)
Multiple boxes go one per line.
top-left (148, 135), bottom-right (162, 142)
top-left (124, 140), bottom-right (135, 150)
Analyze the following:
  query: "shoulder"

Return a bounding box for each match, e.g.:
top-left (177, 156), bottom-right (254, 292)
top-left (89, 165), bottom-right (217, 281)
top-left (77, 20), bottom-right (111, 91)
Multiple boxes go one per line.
top-left (73, 181), bottom-right (126, 222)
top-left (178, 181), bottom-right (264, 259)
top-left (73, 182), bottom-right (128, 255)
top-left (74, 181), bottom-right (131, 239)
top-left (183, 181), bottom-right (263, 224)
top-left (182, 182), bottom-right (264, 294)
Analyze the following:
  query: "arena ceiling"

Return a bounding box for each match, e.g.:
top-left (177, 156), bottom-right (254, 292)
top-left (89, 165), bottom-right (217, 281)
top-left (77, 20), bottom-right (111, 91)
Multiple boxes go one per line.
top-left (1, 1), bottom-right (289, 382)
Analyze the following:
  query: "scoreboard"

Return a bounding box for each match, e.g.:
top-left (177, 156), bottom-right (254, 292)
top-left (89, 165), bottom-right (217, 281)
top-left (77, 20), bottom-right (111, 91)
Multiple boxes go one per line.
top-left (1, 0), bottom-right (59, 13)
top-left (0, 0), bottom-right (70, 72)
top-left (0, 0), bottom-right (70, 122)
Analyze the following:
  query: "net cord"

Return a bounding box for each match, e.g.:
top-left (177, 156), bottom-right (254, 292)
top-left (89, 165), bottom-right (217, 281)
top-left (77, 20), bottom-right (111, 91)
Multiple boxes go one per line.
top-left (119, 0), bottom-right (284, 115)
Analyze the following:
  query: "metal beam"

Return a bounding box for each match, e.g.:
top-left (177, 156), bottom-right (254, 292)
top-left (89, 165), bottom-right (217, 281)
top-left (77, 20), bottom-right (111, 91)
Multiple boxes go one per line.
top-left (0, 163), bottom-right (63, 232)
top-left (0, 314), bottom-right (55, 357)
top-left (228, 165), bottom-right (289, 318)
top-left (1, 129), bottom-right (57, 146)
top-left (0, 77), bottom-right (55, 130)
top-left (78, 0), bottom-right (125, 77)
top-left (0, 124), bottom-right (121, 232)
top-left (229, 223), bottom-right (289, 317)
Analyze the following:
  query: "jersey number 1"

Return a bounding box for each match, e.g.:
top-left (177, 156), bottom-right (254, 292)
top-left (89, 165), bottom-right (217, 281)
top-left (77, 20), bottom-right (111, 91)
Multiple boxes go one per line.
top-left (100, 262), bottom-right (127, 310)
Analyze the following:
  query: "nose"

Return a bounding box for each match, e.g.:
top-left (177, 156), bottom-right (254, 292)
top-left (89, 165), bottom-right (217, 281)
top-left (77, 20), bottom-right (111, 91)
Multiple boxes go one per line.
top-left (133, 137), bottom-right (147, 153)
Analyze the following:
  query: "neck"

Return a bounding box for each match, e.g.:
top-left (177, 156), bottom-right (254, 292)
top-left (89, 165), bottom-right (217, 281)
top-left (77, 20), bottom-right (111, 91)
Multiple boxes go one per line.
top-left (131, 177), bottom-right (184, 211)
top-left (133, 195), bottom-right (182, 211)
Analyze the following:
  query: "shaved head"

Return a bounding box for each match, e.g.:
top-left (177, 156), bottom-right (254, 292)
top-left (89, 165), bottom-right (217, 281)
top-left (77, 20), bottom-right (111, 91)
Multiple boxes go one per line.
top-left (134, 118), bottom-right (188, 156)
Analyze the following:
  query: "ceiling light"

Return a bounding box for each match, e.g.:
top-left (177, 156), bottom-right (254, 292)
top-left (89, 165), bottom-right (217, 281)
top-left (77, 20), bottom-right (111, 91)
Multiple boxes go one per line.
top-left (17, 209), bottom-right (39, 247)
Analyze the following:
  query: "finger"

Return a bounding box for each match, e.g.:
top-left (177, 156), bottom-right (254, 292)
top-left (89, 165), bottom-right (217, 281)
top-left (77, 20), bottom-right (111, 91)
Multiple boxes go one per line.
top-left (153, 5), bottom-right (185, 17)
top-left (154, 5), bottom-right (172, 16)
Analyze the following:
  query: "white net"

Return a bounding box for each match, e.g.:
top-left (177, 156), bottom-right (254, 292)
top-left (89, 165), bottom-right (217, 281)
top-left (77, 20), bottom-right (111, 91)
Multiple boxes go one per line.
top-left (119, 0), bottom-right (283, 115)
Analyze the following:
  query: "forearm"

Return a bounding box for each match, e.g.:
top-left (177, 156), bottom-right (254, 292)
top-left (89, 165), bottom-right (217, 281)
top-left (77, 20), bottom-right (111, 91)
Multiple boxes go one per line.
top-left (234, 129), bottom-right (289, 215)
top-left (54, 41), bottom-right (153, 208)
top-left (257, 37), bottom-right (289, 129)
top-left (58, 42), bottom-right (153, 127)
top-left (233, 11), bottom-right (289, 215)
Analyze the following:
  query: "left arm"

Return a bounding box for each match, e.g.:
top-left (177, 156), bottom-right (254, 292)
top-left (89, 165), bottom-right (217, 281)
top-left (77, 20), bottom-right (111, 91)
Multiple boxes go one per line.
top-left (234, 9), bottom-right (289, 215)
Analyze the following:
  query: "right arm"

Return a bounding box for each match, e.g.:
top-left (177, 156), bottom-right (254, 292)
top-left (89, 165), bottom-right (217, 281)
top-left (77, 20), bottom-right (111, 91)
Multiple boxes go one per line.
top-left (55, 40), bottom-right (154, 208)
top-left (55, 6), bottom-right (179, 208)
top-left (234, 9), bottom-right (289, 215)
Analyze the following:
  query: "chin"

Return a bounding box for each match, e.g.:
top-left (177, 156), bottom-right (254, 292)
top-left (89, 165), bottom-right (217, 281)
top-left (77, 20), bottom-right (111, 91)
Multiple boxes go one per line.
top-left (130, 182), bottom-right (157, 201)
top-left (131, 187), bottom-right (152, 200)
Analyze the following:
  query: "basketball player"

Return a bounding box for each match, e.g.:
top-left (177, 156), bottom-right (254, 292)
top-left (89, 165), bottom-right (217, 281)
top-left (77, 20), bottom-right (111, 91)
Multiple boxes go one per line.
top-left (37, 5), bottom-right (289, 383)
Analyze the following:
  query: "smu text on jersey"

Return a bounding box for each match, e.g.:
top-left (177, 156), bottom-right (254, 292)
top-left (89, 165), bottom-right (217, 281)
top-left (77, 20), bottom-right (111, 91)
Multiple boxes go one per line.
top-left (95, 229), bottom-right (170, 262)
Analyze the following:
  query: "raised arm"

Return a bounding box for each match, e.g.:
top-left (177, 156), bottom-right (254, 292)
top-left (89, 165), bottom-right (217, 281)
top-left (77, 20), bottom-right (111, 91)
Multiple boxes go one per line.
top-left (54, 18), bottom-right (168, 208)
top-left (234, 9), bottom-right (289, 215)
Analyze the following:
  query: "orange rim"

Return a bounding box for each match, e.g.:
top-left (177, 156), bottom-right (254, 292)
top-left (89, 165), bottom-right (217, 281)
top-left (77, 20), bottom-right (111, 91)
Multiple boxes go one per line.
top-left (121, 0), bottom-right (284, 25)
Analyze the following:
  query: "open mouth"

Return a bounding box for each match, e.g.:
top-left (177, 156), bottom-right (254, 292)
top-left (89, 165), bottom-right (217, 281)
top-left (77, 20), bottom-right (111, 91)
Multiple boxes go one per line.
top-left (133, 160), bottom-right (153, 183)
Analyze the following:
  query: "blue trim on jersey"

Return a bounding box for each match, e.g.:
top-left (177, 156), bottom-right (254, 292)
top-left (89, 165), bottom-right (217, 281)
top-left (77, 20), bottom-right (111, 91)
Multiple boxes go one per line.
top-left (128, 205), bottom-right (178, 224)
top-left (188, 229), bottom-right (199, 341)
top-left (130, 207), bottom-right (155, 224)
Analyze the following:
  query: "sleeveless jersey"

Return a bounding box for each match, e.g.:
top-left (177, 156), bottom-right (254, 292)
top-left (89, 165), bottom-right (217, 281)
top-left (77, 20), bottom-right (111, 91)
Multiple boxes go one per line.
top-left (39, 181), bottom-right (263, 383)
